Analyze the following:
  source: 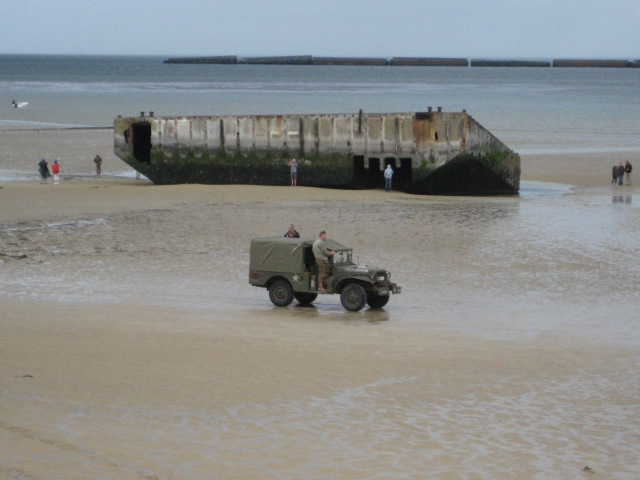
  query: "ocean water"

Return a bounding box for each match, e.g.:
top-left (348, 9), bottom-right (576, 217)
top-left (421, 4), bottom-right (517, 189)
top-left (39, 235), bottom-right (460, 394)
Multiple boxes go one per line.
top-left (1, 54), bottom-right (640, 154)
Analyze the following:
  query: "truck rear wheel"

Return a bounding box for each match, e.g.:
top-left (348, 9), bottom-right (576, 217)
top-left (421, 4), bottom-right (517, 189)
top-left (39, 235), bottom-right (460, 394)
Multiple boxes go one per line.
top-left (269, 279), bottom-right (294, 307)
top-left (340, 283), bottom-right (367, 311)
top-left (294, 292), bottom-right (318, 305)
top-left (367, 292), bottom-right (390, 309)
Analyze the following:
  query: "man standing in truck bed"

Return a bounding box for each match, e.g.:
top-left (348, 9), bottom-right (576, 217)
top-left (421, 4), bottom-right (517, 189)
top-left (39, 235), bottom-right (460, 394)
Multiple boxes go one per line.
top-left (313, 230), bottom-right (335, 292)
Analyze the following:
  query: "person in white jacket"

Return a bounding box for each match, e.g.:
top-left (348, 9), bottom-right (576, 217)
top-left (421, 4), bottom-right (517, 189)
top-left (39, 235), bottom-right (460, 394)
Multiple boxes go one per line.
top-left (384, 164), bottom-right (394, 192)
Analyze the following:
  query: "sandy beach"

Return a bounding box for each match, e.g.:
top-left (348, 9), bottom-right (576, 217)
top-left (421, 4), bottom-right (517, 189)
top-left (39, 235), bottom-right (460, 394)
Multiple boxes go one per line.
top-left (1, 129), bottom-right (639, 480)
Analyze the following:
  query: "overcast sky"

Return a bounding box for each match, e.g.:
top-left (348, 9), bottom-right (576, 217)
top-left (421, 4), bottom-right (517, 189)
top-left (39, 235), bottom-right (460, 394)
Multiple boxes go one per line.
top-left (1, 0), bottom-right (638, 58)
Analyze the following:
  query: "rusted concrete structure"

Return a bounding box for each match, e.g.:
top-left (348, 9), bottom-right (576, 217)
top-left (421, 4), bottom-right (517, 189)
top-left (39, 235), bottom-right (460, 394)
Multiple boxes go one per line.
top-left (114, 110), bottom-right (520, 195)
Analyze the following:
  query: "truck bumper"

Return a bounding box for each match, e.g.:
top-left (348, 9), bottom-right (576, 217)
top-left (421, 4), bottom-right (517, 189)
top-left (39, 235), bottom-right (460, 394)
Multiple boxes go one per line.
top-left (377, 283), bottom-right (401, 296)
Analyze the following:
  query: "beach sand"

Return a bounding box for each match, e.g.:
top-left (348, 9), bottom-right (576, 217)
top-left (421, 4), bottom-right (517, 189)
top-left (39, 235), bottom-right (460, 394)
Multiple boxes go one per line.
top-left (1, 130), bottom-right (639, 480)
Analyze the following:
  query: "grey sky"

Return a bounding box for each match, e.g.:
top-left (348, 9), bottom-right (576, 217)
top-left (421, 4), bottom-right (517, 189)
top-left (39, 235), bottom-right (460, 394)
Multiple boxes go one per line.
top-left (1, 0), bottom-right (638, 58)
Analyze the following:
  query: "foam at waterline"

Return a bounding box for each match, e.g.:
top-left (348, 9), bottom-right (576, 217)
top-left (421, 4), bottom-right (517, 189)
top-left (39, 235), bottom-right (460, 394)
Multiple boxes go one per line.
top-left (519, 180), bottom-right (572, 197)
top-left (0, 169), bottom-right (147, 182)
top-left (0, 118), bottom-right (92, 129)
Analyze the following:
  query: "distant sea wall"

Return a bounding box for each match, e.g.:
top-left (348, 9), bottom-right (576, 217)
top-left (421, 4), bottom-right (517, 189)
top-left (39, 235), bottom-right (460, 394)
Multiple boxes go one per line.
top-left (164, 55), bottom-right (640, 68)
top-left (470, 60), bottom-right (551, 67)
top-left (551, 59), bottom-right (634, 68)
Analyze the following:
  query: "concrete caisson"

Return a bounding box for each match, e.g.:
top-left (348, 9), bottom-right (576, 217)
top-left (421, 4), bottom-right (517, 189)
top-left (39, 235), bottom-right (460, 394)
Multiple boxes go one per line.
top-left (114, 111), bottom-right (520, 195)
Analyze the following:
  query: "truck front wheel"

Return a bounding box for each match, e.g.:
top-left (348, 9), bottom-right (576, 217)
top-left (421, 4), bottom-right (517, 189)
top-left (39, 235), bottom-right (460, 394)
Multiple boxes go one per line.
top-left (340, 283), bottom-right (367, 311)
top-left (269, 279), bottom-right (294, 307)
top-left (367, 292), bottom-right (390, 309)
top-left (294, 292), bottom-right (318, 305)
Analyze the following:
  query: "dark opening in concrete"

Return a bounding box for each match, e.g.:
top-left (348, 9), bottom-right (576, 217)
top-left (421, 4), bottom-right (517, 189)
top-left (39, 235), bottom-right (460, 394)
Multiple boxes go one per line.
top-left (353, 155), bottom-right (365, 186)
top-left (381, 157), bottom-right (412, 190)
top-left (367, 157), bottom-right (381, 188)
top-left (399, 157), bottom-right (413, 188)
top-left (132, 122), bottom-right (152, 164)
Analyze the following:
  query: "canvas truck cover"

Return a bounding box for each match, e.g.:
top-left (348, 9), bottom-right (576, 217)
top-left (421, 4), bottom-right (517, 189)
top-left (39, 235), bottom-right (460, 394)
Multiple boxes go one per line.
top-left (249, 237), bottom-right (352, 273)
top-left (250, 237), bottom-right (312, 273)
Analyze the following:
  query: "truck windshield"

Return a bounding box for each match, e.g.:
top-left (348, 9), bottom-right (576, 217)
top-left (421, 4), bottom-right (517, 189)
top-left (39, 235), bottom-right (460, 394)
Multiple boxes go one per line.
top-left (333, 250), bottom-right (353, 265)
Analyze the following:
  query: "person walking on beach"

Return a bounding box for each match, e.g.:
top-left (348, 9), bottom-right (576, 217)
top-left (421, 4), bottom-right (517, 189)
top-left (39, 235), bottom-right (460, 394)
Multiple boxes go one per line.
top-left (94, 155), bottom-right (102, 176)
top-left (288, 158), bottom-right (298, 187)
top-left (624, 161), bottom-right (632, 185)
top-left (38, 159), bottom-right (50, 184)
top-left (52, 160), bottom-right (60, 185)
top-left (313, 230), bottom-right (335, 293)
top-left (617, 162), bottom-right (625, 186)
top-left (284, 224), bottom-right (300, 238)
top-left (384, 164), bottom-right (394, 192)
top-left (612, 164), bottom-right (619, 184)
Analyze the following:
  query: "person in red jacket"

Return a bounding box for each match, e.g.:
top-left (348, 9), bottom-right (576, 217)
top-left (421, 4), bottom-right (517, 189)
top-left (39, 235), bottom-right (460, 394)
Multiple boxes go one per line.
top-left (52, 160), bottom-right (60, 185)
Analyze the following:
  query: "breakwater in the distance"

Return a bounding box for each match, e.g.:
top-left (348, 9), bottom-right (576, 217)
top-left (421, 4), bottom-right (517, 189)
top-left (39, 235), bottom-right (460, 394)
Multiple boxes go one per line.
top-left (164, 55), bottom-right (640, 68)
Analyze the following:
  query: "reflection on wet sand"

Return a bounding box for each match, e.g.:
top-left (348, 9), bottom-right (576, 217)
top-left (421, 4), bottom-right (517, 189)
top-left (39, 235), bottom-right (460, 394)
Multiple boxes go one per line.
top-left (612, 194), bottom-right (632, 204)
top-left (275, 303), bottom-right (392, 325)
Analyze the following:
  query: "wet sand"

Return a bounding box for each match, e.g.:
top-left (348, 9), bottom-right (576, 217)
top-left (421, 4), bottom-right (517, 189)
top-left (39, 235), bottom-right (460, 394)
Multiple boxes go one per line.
top-left (1, 130), bottom-right (639, 479)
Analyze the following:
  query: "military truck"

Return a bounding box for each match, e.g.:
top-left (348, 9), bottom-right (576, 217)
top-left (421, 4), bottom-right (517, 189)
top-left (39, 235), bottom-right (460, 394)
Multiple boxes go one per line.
top-left (249, 237), bottom-right (401, 311)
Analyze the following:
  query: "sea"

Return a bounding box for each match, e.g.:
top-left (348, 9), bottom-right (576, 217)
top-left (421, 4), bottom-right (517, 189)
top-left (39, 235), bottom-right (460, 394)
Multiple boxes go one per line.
top-left (1, 54), bottom-right (639, 155)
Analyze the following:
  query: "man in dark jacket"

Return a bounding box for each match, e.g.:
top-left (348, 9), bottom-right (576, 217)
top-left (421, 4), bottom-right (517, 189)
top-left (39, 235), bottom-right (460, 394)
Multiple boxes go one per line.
top-left (617, 163), bottom-right (625, 186)
top-left (94, 155), bottom-right (102, 176)
top-left (624, 161), bottom-right (632, 185)
top-left (38, 158), bottom-right (50, 184)
top-left (612, 164), bottom-right (619, 184)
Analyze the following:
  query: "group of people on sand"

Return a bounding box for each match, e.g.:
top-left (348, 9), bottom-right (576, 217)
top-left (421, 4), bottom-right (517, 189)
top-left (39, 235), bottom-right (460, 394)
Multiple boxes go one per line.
top-left (288, 157), bottom-right (396, 191)
top-left (37, 158), bottom-right (60, 185)
top-left (36, 155), bottom-right (105, 184)
top-left (284, 224), bottom-right (334, 293)
top-left (612, 161), bottom-right (632, 186)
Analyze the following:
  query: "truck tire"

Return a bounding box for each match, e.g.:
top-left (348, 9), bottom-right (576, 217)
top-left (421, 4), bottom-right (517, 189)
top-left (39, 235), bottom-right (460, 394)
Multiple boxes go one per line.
top-left (294, 292), bottom-right (318, 305)
top-left (340, 283), bottom-right (367, 312)
top-left (269, 279), bottom-right (294, 307)
top-left (367, 292), bottom-right (390, 309)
